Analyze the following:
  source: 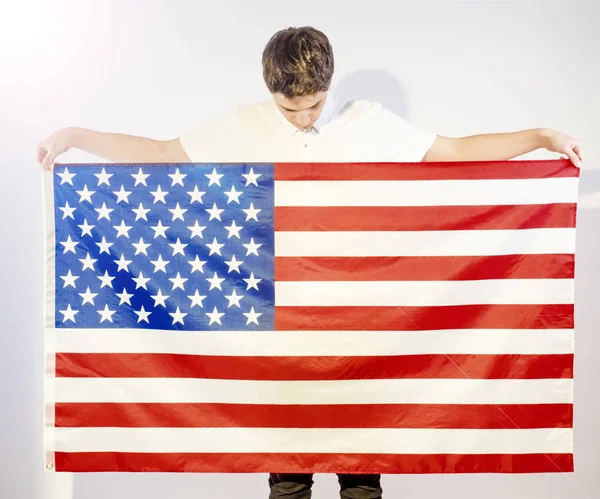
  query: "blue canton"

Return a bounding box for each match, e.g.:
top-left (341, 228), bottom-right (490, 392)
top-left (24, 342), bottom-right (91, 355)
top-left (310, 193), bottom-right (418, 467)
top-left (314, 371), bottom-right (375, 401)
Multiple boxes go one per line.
top-left (53, 164), bottom-right (274, 330)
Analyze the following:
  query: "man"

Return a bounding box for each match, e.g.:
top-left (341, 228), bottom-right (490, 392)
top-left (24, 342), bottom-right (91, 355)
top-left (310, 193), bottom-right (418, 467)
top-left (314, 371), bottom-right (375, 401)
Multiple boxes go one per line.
top-left (37, 26), bottom-right (583, 499)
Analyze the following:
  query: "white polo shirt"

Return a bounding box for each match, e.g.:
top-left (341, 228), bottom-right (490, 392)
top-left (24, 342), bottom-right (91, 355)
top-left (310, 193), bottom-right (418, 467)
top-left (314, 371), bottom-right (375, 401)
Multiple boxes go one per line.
top-left (180, 95), bottom-right (437, 163)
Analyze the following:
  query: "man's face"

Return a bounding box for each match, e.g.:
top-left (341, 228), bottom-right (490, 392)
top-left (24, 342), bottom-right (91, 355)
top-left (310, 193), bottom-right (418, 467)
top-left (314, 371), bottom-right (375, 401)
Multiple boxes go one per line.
top-left (272, 91), bottom-right (328, 131)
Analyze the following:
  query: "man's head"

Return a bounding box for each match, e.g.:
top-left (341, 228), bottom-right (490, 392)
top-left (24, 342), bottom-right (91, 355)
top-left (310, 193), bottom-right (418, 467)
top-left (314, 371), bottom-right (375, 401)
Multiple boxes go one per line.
top-left (262, 26), bottom-right (334, 131)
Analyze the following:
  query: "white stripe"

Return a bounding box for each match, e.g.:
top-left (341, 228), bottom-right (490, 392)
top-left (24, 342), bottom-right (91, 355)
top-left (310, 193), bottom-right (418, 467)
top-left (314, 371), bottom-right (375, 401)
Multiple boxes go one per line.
top-left (42, 172), bottom-right (57, 463)
top-left (275, 279), bottom-right (574, 306)
top-left (51, 378), bottom-right (572, 404)
top-left (274, 178), bottom-right (578, 207)
top-left (274, 229), bottom-right (575, 257)
top-left (50, 328), bottom-right (574, 356)
top-left (53, 427), bottom-right (572, 454)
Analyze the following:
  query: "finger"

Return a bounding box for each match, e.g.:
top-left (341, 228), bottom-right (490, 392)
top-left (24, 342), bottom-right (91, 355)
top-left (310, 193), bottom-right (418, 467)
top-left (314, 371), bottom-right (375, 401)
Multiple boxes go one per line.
top-left (36, 147), bottom-right (46, 166)
top-left (572, 142), bottom-right (584, 163)
top-left (41, 148), bottom-right (56, 172)
top-left (564, 147), bottom-right (582, 168)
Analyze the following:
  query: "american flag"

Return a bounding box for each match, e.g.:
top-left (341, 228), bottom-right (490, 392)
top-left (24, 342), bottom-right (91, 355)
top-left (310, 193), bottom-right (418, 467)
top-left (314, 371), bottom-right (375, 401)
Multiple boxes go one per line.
top-left (43, 160), bottom-right (578, 474)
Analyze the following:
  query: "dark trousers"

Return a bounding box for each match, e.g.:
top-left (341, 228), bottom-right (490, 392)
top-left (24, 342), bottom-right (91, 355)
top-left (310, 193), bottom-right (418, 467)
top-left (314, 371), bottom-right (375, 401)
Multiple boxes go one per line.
top-left (269, 473), bottom-right (382, 499)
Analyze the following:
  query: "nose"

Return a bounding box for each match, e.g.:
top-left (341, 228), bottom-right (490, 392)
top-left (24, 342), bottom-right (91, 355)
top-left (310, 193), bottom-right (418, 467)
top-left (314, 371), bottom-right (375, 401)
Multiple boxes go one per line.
top-left (295, 112), bottom-right (312, 129)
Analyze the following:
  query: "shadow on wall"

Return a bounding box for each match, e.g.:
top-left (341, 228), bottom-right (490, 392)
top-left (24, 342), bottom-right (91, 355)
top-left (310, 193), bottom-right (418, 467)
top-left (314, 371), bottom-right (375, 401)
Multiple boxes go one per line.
top-left (578, 169), bottom-right (600, 199)
top-left (334, 70), bottom-right (410, 120)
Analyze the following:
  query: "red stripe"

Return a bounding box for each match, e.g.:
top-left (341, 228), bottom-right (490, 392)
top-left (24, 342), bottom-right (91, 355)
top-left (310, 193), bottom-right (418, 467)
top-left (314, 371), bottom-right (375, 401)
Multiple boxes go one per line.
top-left (276, 304), bottom-right (574, 331)
top-left (54, 451), bottom-right (574, 473)
top-left (55, 402), bottom-right (573, 429)
top-left (274, 159), bottom-right (577, 181)
top-left (275, 254), bottom-right (574, 281)
top-left (55, 353), bottom-right (573, 380)
top-left (275, 204), bottom-right (576, 231)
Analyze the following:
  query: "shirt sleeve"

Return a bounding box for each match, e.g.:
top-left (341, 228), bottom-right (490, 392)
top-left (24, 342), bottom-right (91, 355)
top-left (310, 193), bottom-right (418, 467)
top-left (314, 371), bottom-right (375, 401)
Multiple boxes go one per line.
top-left (179, 107), bottom-right (240, 162)
top-left (379, 106), bottom-right (437, 162)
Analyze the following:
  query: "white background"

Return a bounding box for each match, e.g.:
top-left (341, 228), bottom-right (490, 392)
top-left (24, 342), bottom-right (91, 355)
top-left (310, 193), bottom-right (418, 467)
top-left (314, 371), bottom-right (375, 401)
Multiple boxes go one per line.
top-left (1, 0), bottom-right (599, 498)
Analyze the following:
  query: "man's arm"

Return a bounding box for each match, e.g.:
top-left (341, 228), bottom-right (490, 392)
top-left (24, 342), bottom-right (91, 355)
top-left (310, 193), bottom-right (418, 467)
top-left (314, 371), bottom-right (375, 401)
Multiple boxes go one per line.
top-left (423, 128), bottom-right (584, 168)
top-left (37, 127), bottom-right (190, 171)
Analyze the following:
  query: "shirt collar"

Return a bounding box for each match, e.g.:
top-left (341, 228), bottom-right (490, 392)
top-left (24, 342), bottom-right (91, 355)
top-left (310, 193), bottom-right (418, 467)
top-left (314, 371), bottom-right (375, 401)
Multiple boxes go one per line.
top-left (265, 93), bottom-right (338, 136)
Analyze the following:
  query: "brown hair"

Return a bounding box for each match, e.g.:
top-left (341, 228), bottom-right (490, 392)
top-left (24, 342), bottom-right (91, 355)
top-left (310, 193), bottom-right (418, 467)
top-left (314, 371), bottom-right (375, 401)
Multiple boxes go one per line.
top-left (262, 26), bottom-right (334, 97)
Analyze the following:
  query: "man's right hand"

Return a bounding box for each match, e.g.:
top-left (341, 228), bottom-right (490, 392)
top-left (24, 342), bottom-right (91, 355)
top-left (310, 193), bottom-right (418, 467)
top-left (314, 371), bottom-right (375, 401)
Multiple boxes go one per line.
top-left (37, 127), bottom-right (75, 171)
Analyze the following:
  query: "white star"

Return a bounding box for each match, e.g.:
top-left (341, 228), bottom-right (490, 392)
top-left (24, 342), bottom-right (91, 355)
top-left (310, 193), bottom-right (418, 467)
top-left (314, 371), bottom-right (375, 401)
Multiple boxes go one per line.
top-left (243, 306), bottom-right (262, 325)
top-left (150, 254), bottom-right (170, 273)
top-left (187, 185), bottom-right (206, 204)
top-left (224, 185), bottom-right (243, 204)
top-left (97, 304), bottom-right (116, 323)
top-left (97, 270), bottom-right (116, 289)
top-left (225, 255), bottom-right (243, 274)
top-left (224, 289), bottom-right (244, 308)
top-left (94, 168), bottom-right (113, 186)
top-left (151, 220), bottom-right (169, 239)
top-left (168, 167), bottom-right (187, 186)
top-left (187, 220), bottom-right (206, 239)
top-left (134, 305), bottom-right (152, 324)
top-left (206, 237), bottom-right (225, 256)
top-left (243, 203), bottom-right (261, 221)
top-left (60, 235), bottom-right (78, 254)
top-left (132, 203), bottom-right (150, 221)
top-left (116, 287), bottom-right (134, 305)
top-left (78, 287), bottom-right (97, 305)
top-left (59, 303), bottom-right (78, 322)
top-left (243, 272), bottom-right (262, 291)
top-left (132, 272), bottom-right (150, 290)
top-left (188, 255), bottom-right (207, 273)
top-left (205, 168), bottom-right (224, 186)
top-left (169, 237), bottom-right (188, 256)
top-left (59, 201), bottom-right (76, 220)
top-left (206, 203), bottom-right (224, 221)
top-left (78, 219), bottom-right (94, 237)
top-left (206, 306), bottom-right (225, 325)
top-left (76, 184), bottom-right (95, 203)
top-left (169, 203), bottom-right (187, 221)
top-left (60, 270), bottom-right (79, 288)
top-left (169, 306), bottom-right (188, 325)
top-left (150, 185), bottom-right (169, 204)
top-left (131, 167), bottom-right (150, 186)
top-left (187, 290), bottom-right (207, 308)
top-left (95, 202), bottom-right (113, 221)
top-left (96, 236), bottom-right (113, 255)
top-left (224, 220), bottom-right (243, 239)
top-left (242, 167), bottom-right (262, 187)
top-left (150, 289), bottom-right (169, 308)
top-left (113, 220), bottom-right (132, 238)
top-left (79, 252), bottom-right (97, 271)
top-left (243, 238), bottom-right (262, 256)
top-left (132, 237), bottom-right (151, 256)
top-left (114, 254), bottom-right (132, 272)
top-left (113, 185), bottom-right (132, 203)
top-left (57, 167), bottom-right (76, 185)
top-left (206, 272), bottom-right (225, 291)
top-left (169, 272), bottom-right (188, 291)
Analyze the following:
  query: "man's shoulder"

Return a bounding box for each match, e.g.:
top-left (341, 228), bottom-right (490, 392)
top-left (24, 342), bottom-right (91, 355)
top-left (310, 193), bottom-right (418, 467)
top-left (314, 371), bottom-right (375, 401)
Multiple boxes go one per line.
top-left (333, 99), bottom-right (386, 127)
top-left (195, 100), bottom-right (271, 133)
top-left (211, 99), bottom-right (276, 130)
top-left (341, 99), bottom-right (384, 111)
top-left (232, 99), bottom-right (273, 117)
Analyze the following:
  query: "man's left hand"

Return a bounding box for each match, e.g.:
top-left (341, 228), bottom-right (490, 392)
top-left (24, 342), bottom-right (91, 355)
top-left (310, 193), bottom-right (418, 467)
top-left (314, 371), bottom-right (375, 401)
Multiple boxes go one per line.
top-left (541, 128), bottom-right (584, 168)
